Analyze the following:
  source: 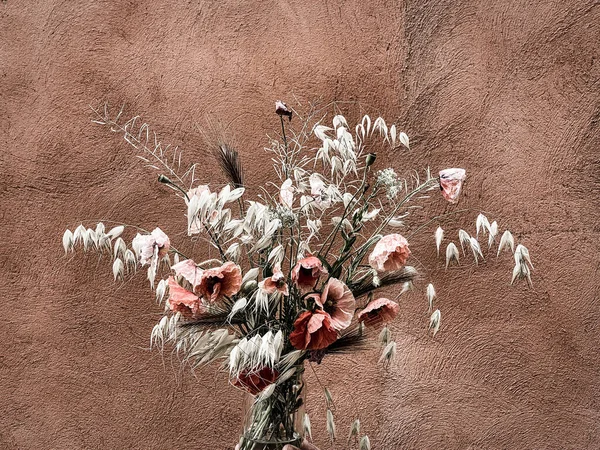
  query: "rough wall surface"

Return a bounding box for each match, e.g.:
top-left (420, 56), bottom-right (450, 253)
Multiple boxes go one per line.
top-left (1, 1), bottom-right (599, 449)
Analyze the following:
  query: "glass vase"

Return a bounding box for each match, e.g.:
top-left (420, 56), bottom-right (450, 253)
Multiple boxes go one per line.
top-left (238, 365), bottom-right (305, 450)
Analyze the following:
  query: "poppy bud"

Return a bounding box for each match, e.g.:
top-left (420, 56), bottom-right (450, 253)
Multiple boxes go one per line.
top-left (275, 100), bottom-right (293, 121)
top-left (365, 153), bottom-right (376, 167)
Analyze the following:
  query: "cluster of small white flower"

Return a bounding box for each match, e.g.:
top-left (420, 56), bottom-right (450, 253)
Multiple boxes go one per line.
top-left (376, 168), bottom-right (403, 200)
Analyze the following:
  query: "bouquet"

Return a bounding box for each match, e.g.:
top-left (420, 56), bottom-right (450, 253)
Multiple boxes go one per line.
top-left (62, 101), bottom-right (533, 449)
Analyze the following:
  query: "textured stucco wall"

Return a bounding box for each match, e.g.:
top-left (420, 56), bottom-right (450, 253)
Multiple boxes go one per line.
top-left (1, 1), bottom-right (599, 449)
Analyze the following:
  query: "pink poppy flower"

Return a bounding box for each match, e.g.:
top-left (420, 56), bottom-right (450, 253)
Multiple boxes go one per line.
top-left (289, 310), bottom-right (338, 350)
top-left (132, 227), bottom-right (170, 266)
top-left (368, 234), bottom-right (411, 272)
top-left (196, 261), bottom-right (242, 302)
top-left (167, 276), bottom-right (203, 319)
top-left (291, 256), bottom-right (328, 292)
top-left (439, 168), bottom-right (466, 203)
top-left (279, 179), bottom-right (294, 209)
top-left (259, 264), bottom-right (289, 296)
top-left (358, 298), bottom-right (399, 325)
top-left (172, 259), bottom-right (202, 288)
top-left (275, 100), bottom-right (293, 121)
top-left (232, 366), bottom-right (279, 395)
top-left (314, 278), bottom-right (355, 330)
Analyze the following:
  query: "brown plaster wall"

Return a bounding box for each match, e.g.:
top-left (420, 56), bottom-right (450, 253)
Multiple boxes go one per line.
top-left (1, 1), bottom-right (599, 449)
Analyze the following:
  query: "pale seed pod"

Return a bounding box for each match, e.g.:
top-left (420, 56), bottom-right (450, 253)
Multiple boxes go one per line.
top-left (435, 226), bottom-right (444, 256)
top-left (113, 237), bottom-right (127, 260)
top-left (107, 225), bottom-right (124, 240)
top-left (429, 309), bottom-right (441, 337)
top-left (399, 131), bottom-right (410, 149)
top-left (359, 435), bottom-right (371, 450)
top-left (445, 242), bottom-right (460, 268)
top-left (476, 213), bottom-right (490, 237)
top-left (124, 249), bottom-right (137, 272)
top-left (497, 230), bottom-right (515, 256)
top-left (156, 279), bottom-right (168, 304)
top-left (469, 237), bottom-right (484, 264)
top-left (112, 258), bottom-right (124, 281)
top-left (379, 341), bottom-right (397, 365)
top-left (426, 284), bottom-right (436, 313)
top-left (458, 229), bottom-right (471, 255)
top-left (62, 229), bottom-right (73, 254)
top-left (304, 413), bottom-right (313, 441)
top-left (73, 224), bottom-right (86, 245)
top-left (348, 419), bottom-right (361, 443)
top-left (326, 409), bottom-right (336, 442)
top-left (488, 221), bottom-right (498, 247)
top-left (378, 326), bottom-right (391, 346)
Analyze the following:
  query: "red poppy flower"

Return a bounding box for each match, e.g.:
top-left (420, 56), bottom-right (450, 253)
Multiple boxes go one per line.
top-left (368, 234), bottom-right (411, 272)
top-left (357, 298), bottom-right (399, 325)
top-left (260, 264), bottom-right (289, 296)
top-left (291, 256), bottom-right (327, 292)
top-left (314, 278), bottom-right (355, 330)
top-left (290, 310), bottom-right (338, 350)
top-left (167, 276), bottom-right (203, 319)
top-left (196, 262), bottom-right (242, 302)
top-left (232, 366), bottom-right (279, 395)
